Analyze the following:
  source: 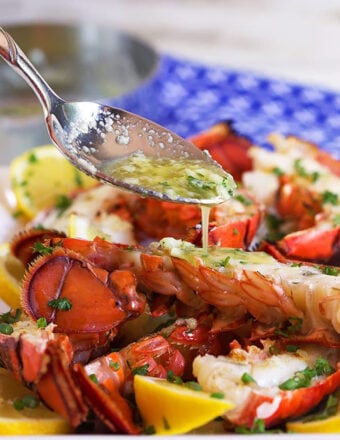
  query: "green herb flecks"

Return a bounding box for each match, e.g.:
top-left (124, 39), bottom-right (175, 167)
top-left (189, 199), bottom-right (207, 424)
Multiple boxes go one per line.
top-left (13, 394), bottom-right (40, 411)
top-left (187, 175), bottom-right (216, 191)
top-left (275, 316), bottom-right (303, 337)
top-left (235, 418), bottom-right (282, 434)
top-left (37, 317), bottom-right (47, 328)
top-left (241, 372), bottom-right (256, 384)
top-left (293, 159), bottom-right (320, 183)
top-left (0, 308), bottom-right (21, 324)
top-left (55, 194), bottom-right (72, 217)
top-left (28, 153), bottom-right (38, 164)
top-left (235, 194), bottom-right (253, 206)
top-left (279, 357), bottom-right (335, 391)
top-left (32, 242), bottom-right (55, 255)
top-left (47, 297), bottom-right (72, 311)
top-left (131, 364), bottom-right (149, 376)
top-left (321, 190), bottom-right (338, 206)
top-left (0, 323), bottom-right (13, 335)
top-left (88, 374), bottom-right (99, 384)
top-left (166, 370), bottom-right (183, 385)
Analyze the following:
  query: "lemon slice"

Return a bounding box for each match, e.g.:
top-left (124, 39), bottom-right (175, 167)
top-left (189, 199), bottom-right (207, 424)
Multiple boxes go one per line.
top-left (0, 367), bottom-right (72, 434)
top-left (0, 243), bottom-right (24, 309)
top-left (10, 144), bottom-right (97, 219)
top-left (134, 375), bottom-right (234, 435)
top-left (287, 417), bottom-right (340, 433)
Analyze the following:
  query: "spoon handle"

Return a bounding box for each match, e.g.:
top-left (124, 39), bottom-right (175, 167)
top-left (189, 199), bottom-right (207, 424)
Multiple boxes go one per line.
top-left (0, 27), bottom-right (62, 116)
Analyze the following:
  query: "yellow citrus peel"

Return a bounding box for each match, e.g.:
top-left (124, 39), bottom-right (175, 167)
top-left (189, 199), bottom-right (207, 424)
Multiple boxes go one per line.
top-left (10, 144), bottom-right (97, 219)
top-left (134, 375), bottom-right (234, 435)
top-left (0, 367), bottom-right (73, 434)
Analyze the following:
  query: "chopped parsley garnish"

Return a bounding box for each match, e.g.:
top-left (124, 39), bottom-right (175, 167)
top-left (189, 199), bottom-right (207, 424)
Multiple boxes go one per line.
top-left (218, 256), bottom-right (230, 267)
top-left (0, 323), bottom-right (13, 335)
top-left (275, 316), bottom-right (303, 337)
top-left (187, 175), bottom-right (216, 191)
top-left (74, 170), bottom-right (85, 187)
top-left (144, 425), bottom-right (156, 435)
top-left (286, 344), bottom-right (299, 353)
top-left (28, 152), bottom-right (38, 163)
top-left (235, 194), bottom-right (253, 206)
top-left (88, 373), bottom-right (99, 384)
top-left (12, 210), bottom-right (24, 219)
top-left (293, 159), bottom-right (320, 182)
top-left (131, 364), bottom-right (149, 376)
top-left (321, 190), bottom-right (338, 206)
top-left (32, 242), bottom-right (54, 255)
top-left (321, 266), bottom-right (339, 276)
top-left (184, 381), bottom-right (202, 391)
top-left (14, 395), bottom-right (40, 411)
top-left (109, 360), bottom-right (120, 371)
top-left (272, 167), bottom-right (284, 176)
top-left (47, 297), bottom-right (72, 311)
top-left (166, 370), bottom-right (183, 385)
top-left (210, 392), bottom-right (225, 399)
top-left (55, 194), bottom-right (72, 216)
top-left (0, 308), bottom-right (21, 324)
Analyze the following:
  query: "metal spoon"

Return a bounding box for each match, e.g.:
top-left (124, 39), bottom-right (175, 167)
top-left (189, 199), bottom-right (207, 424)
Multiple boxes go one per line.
top-left (0, 27), bottom-right (232, 205)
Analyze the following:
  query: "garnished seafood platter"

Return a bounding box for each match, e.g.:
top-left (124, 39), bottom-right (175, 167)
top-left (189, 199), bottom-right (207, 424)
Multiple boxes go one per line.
top-left (1, 121), bottom-right (340, 434)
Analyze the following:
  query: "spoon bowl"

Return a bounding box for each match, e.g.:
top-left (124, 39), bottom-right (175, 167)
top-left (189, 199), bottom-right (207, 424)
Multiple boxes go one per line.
top-left (0, 27), bottom-right (235, 205)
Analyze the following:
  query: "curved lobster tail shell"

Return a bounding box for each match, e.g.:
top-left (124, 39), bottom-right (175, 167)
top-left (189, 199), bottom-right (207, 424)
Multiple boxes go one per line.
top-left (189, 121), bottom-right (253, 181)
top-left (0, 322), bottom-right (88, 427)
top-left (36, 339), bottom-right (88, 427)
top-left (73, 364), bottom-right (140, 434)
top-left (229, 366), bottom-right (340, 429)
top-left (10, 228), bottom-right (67, 266)
top-left (277, 226), bottom-right (340, 265)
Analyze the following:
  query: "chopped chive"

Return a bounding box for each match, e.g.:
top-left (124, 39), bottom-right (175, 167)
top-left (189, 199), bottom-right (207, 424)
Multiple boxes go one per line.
top-left (89, 374), bottom-right (99, 384)
top-left (131, 364), bottom-right (149, 376)
top-left (167, 370), bottom-right (183, 384)
top-left (0, 323), bottom-right (13, 334)
top-left (241, 372), bottom-right (256, 384)
top-left (184, 381), bottom-right (202, 391)
top-left (109, 360), bottom-right (120, 371)
top-left (210, 392), bottom-right (225, 399)
top-left (37, 317), bottom-right (47, 328)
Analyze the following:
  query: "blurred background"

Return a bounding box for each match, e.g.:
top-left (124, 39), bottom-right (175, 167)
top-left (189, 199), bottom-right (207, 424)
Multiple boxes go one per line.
top-left (2, 0), bottom-right (340, 161)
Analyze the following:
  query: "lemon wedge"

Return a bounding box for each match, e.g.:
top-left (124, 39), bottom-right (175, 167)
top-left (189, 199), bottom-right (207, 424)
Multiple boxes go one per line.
top-left (287, 392), bottom-right (340, 434)
top-left (0, 367), bottom-right (72, 434)
top-left (134, 375), bottom-right (234, 435)
top-left (0, 243), bottom-right (24, 309)
top-left (10, 144), bottom-right (97, 219)
top-left (287, 416), bottom-right (340, 433)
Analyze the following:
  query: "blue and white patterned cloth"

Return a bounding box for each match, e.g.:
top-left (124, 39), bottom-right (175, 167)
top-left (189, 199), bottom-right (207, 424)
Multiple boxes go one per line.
top-left (110, 54), bottom-right (340, 157)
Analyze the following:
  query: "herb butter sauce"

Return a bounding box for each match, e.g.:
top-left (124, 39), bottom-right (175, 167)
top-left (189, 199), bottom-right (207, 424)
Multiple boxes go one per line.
top-left (100, 152), bottom-right (236, 250)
